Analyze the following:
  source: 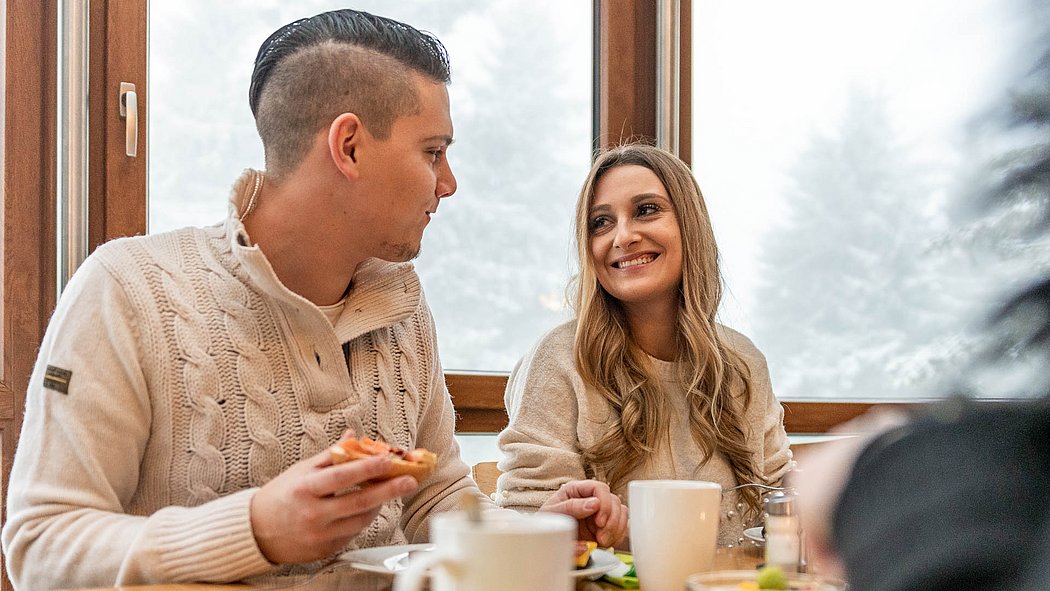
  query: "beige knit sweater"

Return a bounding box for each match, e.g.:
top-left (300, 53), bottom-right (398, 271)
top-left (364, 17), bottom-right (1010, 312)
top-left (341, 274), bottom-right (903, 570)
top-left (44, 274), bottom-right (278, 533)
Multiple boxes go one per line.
top-left (495, 320), bottom-right (792, 546)
top-left (2, 171), bottom-right (484, 589)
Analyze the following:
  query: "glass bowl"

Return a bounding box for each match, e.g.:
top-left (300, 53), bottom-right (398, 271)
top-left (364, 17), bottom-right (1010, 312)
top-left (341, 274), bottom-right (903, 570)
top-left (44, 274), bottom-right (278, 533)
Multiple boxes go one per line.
top-left (685, 569), bottom-right (846, 591)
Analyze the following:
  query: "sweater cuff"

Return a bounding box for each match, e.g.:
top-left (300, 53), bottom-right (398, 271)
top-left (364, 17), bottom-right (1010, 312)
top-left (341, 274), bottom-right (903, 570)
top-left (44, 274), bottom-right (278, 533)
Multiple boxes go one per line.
top-left (152, 488), bottom-right (275, 582)
top-left (493, 487), bottom-right (555, 510)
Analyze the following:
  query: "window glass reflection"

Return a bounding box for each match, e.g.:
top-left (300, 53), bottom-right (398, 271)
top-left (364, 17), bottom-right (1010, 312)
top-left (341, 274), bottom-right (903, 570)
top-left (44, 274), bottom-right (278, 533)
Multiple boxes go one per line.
top-left (693, 0), bottom-right (1048, 399)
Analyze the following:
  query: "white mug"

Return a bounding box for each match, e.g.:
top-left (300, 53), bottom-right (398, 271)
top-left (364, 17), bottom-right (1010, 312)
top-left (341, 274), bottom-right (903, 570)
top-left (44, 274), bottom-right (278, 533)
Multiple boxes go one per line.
top-left (394, 511), bottom-right (576, 591)
top-left (629, 480), bottom-right (721, 591)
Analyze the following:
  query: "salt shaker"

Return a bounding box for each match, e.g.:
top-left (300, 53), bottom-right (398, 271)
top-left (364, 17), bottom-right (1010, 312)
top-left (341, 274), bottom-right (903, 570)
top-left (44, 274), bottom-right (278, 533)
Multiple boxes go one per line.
top-left (764, 494), bottom-right (801, 572)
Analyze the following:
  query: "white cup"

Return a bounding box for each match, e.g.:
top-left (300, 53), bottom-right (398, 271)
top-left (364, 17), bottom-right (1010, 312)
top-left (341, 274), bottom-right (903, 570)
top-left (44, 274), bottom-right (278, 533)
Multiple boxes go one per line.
top-left (394, 511), bottom-right (576, 591)
top-left (629, 480), bottom-right (721, 591)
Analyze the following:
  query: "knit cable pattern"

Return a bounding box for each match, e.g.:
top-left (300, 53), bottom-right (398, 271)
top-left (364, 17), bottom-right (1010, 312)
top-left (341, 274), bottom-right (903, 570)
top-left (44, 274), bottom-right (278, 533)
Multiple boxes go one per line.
top-left (97, 216), bottom-right (439, 551)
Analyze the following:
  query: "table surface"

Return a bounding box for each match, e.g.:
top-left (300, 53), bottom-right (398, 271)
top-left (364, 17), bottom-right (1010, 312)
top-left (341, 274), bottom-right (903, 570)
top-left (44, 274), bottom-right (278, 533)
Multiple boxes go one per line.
top-left (63, 545), bottom-right (767, 591)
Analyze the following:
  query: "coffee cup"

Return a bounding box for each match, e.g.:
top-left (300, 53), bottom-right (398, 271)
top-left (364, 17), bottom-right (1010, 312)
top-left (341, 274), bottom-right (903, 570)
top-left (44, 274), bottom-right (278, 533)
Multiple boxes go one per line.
top-left (394, 511), bottom-right (575, 591)
top-left (629, 480), bottom-right (721, 591)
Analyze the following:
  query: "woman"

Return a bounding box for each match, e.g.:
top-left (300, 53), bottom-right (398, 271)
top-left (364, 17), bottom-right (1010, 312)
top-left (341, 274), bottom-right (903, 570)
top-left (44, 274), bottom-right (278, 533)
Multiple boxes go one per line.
top-left (495, 143), bottom-right (792, 546)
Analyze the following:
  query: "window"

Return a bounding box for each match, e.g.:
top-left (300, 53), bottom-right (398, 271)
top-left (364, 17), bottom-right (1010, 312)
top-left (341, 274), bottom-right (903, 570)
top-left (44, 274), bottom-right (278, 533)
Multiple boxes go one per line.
top-left (693, 0), bottom-right (1047, 400)
top-left (149, 1), bottom-right (592, 371)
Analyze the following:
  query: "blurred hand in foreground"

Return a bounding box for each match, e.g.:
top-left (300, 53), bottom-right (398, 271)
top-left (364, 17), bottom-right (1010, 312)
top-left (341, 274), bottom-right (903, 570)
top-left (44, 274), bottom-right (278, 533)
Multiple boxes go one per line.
top-left (792, 408), bottom-right (910, 578)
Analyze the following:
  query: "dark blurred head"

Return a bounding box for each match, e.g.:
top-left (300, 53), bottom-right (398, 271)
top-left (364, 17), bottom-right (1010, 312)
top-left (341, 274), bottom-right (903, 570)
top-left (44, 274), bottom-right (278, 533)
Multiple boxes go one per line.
top-left (248, 9), bottom-right (451, 180)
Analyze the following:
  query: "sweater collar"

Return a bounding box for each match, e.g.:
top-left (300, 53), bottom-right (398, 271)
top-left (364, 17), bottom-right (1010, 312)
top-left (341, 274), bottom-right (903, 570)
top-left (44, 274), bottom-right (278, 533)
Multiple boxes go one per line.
top-left (223, 169), bottom-right (422, 341)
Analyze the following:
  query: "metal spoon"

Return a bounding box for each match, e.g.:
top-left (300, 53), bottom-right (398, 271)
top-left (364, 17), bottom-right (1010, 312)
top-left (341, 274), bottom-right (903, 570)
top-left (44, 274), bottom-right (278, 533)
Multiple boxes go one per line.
top-left (724, 482), bottom-right (792, 493)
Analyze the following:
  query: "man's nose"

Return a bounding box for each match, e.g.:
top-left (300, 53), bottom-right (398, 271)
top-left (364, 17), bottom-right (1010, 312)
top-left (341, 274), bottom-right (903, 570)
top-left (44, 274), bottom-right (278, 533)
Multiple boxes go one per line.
top-left (437, 162), bottom-right (457, 198)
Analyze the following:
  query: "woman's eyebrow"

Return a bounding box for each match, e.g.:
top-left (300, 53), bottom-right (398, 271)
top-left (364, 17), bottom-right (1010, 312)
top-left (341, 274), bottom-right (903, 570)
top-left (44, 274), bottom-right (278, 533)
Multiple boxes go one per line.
top-left (589, 192), bottom-right (669, 214)
top-left (631, 192), bottom-right (669, 203)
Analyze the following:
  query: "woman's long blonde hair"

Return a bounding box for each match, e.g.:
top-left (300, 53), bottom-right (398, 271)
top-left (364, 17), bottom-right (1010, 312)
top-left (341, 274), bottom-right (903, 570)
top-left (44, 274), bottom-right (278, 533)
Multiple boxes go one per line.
top-left (571, 143), bottom-right (764, 519)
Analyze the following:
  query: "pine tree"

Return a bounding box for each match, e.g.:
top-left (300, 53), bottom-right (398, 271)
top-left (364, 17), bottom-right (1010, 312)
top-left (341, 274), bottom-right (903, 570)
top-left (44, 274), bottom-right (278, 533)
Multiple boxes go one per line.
top-left (752, 90), bottom-right (942, 399)
top-left (913, 0), bottom-right (1050, 396)
top-left (413, 3), bottom-right (590, 369)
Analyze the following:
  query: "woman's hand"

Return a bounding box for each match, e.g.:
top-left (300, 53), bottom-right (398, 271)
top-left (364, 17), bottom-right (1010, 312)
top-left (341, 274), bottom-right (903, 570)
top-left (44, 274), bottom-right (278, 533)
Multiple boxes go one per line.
top-left (539, 479), bottom-right (629, 548)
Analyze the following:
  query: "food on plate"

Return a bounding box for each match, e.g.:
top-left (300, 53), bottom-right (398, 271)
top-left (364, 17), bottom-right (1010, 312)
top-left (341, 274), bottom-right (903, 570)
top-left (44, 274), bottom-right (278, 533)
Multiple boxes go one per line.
top-left (329, 436), bottom-right (437, 482)
top-left (685, 568), bottom-right (843, 591)
top-left (574, 540), bottom-right (598, 568)
top-left (755, 565), bottom-right (788, 590)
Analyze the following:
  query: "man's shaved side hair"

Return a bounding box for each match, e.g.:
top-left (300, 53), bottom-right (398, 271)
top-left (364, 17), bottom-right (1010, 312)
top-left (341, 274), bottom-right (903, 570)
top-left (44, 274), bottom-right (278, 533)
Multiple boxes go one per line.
top-left (248, 9), bottom-right (451, 180)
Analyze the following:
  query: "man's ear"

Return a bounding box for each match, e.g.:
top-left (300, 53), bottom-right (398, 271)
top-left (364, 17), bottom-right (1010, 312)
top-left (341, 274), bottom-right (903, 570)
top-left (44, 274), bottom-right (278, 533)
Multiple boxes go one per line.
top-left (328, 113), bottom-right (363, 180)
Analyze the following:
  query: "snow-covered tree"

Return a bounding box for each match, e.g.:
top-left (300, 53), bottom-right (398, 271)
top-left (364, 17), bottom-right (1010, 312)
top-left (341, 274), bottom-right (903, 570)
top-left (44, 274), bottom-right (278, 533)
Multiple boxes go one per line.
top-left (752, 90), bottom-right (943, 399)
top-left (414, 3), bottom-right (590, 369)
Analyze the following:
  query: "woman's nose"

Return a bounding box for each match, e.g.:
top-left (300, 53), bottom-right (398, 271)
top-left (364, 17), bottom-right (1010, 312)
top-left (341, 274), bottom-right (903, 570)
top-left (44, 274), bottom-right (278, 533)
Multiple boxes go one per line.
top-left (613, 222), bottom-right (640, 250)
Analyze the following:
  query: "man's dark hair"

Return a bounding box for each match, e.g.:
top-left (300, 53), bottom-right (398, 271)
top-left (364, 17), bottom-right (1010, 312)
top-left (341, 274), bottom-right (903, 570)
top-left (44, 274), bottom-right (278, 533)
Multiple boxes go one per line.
top-left (248, 9), bottom-right (451, 180)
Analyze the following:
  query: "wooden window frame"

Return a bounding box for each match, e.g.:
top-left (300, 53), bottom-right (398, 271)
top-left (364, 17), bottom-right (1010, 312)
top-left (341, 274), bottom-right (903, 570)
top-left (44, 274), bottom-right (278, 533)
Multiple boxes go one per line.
top-left (594, 0), bottom-right (691, 162)
top-left (0, 4), bottom-right (943, 590)
top-left (446, 371), bottom-right (925, 434)
top-left (100, 0), bottom-right (894, 436)
top-left (91, 0), bottom-right (887, 435)
top-left (449, 1), bottom-right (897, 435)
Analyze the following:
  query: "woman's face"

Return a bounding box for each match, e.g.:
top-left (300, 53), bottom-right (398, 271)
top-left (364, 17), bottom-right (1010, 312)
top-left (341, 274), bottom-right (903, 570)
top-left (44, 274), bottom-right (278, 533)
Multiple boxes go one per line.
top-left (587, 164), bottom-right (683, 312)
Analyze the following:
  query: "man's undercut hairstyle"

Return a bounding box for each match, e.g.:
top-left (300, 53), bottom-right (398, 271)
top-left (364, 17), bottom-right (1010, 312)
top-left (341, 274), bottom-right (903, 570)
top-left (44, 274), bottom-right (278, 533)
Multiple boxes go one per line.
top-left (249, 9), bottom-right (451, 179)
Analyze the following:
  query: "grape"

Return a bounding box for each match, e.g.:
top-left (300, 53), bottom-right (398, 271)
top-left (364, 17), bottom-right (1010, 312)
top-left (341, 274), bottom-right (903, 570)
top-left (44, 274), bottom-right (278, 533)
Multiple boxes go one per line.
top-left (756, 565), bottom-right (789, 590)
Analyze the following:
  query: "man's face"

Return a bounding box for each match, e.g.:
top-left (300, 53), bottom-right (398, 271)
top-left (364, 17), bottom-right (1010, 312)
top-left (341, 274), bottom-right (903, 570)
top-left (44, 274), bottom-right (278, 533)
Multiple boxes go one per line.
top-left (356, 76), bottom-right (457, 262)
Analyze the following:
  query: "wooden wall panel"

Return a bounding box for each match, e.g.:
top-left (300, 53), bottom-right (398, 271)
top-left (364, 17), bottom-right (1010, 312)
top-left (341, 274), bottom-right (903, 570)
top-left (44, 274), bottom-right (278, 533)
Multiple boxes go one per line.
top-left (4, 2), bottom-right (58, 589)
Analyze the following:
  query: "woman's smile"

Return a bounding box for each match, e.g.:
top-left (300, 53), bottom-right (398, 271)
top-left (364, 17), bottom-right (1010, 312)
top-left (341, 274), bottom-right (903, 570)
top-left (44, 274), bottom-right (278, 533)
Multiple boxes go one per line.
top-left (613, 253), bottom-right (659, 269)
top-left (589, 165), bottom-right (683, 308)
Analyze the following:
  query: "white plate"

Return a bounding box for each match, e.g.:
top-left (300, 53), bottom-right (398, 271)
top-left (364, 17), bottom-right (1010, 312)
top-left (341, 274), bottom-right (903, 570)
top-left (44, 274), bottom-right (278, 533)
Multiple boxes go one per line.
top-left (576, 549), bottom-right (621, 579)
top-left (743, 526), bottom-right (764, 543)
top-left (342, 543), bottom-right (620, 579)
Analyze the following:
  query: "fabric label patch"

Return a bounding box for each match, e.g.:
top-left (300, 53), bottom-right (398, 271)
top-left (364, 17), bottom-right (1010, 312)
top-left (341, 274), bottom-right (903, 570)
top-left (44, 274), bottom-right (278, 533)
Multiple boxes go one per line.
top-left (43, 365), bottom-right (73, 394)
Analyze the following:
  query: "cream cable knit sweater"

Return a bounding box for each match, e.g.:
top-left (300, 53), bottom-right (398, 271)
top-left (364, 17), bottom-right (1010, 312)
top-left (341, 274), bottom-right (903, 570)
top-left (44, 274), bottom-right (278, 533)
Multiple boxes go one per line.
top-left (2, 171), bottom-right (484, 589)
top-left (495, 320), bottom-right (792, 546)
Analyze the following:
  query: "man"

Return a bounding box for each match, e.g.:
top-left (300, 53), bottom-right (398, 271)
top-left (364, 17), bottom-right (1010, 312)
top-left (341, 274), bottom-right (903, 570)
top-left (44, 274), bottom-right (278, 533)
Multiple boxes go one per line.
top-left (1, 10), bottom-right (626, 589)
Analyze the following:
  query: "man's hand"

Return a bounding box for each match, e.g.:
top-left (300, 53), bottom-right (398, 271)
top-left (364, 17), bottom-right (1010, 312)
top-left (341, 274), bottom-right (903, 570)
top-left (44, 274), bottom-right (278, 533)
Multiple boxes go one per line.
top-left (538, 479), bottom-right (628, 548)
top-left (249, 446), bottom-right (419, 564)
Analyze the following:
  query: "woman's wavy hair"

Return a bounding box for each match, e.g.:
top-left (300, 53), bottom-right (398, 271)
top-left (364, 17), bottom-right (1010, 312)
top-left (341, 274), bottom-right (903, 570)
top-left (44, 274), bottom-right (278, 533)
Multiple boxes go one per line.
top-left (570, 143), bottom-right (765, 519)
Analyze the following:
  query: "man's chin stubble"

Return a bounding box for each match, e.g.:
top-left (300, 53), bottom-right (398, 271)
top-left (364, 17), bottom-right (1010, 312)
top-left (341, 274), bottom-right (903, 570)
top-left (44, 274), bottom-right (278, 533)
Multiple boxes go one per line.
top-left (381, 242), bottom-right (422, 262)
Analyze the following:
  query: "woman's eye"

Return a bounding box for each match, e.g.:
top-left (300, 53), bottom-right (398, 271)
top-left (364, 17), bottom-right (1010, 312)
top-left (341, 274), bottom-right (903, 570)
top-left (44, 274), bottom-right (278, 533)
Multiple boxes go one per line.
top-left (589, 216), bottom-right (610, 232)
top-left (638, 203), bottom-right (659, 216)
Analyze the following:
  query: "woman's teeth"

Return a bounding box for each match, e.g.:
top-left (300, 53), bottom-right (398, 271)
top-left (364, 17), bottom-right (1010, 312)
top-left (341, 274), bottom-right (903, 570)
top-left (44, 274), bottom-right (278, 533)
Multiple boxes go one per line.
top-left (617, 254), bottom-right (655, 269)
